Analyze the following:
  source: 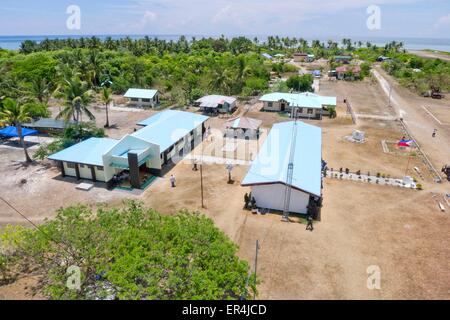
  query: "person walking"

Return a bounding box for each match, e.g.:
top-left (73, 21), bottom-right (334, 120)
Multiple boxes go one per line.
top-left (170, 175), bottom-right (176, 188)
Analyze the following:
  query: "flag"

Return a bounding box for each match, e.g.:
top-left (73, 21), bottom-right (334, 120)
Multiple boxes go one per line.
top-left (398, 139), bottom-right (413, 147)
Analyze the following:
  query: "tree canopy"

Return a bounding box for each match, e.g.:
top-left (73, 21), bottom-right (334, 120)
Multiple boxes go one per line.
top-left (0, 202), bottom-right (255, 300)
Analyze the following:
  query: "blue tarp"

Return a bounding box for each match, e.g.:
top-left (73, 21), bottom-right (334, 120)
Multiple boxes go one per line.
top-left (0, 126), bottom-right (38, 138)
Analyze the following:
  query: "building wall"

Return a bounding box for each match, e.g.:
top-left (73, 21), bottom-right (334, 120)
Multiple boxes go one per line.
top-left (128, 94), bottom-right (159, 108)
top-left (251, 184), bottom-right (311, 214)
top-left (78, 164), bottom-right (92, 180)
top-left (262, 101), bottom-right (282, 111)
top-left (161, 124), bottom-right (204, 167)
top-left (63, 162), bottom-right (76, 177)
top-left (62, 162), bottom-right (107, 182)
top-left (95, 166), bottom-right (106, 181)
top-left (262, 101), bottom-right (321, 118)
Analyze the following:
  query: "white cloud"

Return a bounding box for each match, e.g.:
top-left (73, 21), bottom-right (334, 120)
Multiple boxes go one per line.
top-left (142, 10), bottom-right (157, 23)
top-left (211, 3), bottom-right (233, 24)
top-left (434, 13), bottom-right (450, 28)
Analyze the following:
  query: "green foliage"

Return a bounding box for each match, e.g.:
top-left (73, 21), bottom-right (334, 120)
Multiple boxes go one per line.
top-left (23, 101), bottom-right (51, 119)
top-left (33, 122), bottom-right (105, 160)
top-left (286, 74), bottom-right (313, 92)
top-left (0, 202), bottom-right (254, 300)
top-left (356, 45), bottom-right (450, 94)
top-left (272, 80), bottom-right (290, 93)
top-left (359, 62), bottom-right (372, 79)
top-left (10, 52), bottom-right (57, 81)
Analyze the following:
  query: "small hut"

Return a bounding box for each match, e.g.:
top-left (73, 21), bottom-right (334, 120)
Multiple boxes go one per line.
top-left (195, 95), bottom-right (237, 115)
top-left (225, 117), bottom-right (262, 140)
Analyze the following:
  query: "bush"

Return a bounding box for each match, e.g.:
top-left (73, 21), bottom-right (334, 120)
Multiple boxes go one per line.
top-left (286, 74), bottom-right (313, 92)
top-left (25, 102), bottom-right (51, 118)
top-left (327, 106), bottom-right (337, 118)
top-left (64, 122), bottom-right (105, 141)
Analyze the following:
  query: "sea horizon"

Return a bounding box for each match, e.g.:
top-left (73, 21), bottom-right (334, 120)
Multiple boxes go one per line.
top-left (1, 34), bottom-right (450, 52)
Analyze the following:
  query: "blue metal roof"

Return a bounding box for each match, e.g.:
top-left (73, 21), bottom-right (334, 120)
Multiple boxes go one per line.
top-left (134, 110), bottom-right (209, 152)
top-left (260, 92), bottom-right (336, 109)
top-left (124, 88), bottom-right (158, 99)
top-left (48, 137), bottom-right (119, 166)
top-left (241, 121), bottom-right (322, 197)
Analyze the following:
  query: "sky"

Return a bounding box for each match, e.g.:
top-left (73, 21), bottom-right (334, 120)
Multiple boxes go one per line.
top-left (1, 0), bottom-right (449, 38)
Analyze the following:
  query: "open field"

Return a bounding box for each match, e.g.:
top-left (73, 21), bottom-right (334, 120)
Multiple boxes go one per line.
top-left (1, 75), bottom-right (450, 299)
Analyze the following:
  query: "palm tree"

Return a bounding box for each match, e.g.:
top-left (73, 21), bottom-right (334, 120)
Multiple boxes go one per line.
top-left (0, 98), bottom-right (33, 163)
top-left (209, 67), bottom-right (234, 95)
top-left (27, 77), bottom-right (50, 104)
top-left (100, 87), bottom-right (113, 128)
top-left (55, 77), bottom-right (94, 123)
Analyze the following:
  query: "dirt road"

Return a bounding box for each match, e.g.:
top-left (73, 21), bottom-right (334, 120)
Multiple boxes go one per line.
top-left (409, 50), bottom-right (450, 62)
top-left (372, 66), bottom-right (450, 183)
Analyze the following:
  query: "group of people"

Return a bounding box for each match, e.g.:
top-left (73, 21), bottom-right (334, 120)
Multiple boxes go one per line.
top-left (244, 193), bottom-right (257, 213)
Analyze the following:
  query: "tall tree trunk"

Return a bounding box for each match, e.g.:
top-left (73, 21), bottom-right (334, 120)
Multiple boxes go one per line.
top-left (16, 122), bottom-right (32, 163)
top-left (105, 102), bottom-right (110, 128)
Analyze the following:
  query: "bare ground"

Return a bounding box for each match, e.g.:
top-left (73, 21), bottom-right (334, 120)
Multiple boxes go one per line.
top-left (1, 79), bottom-right (449, 299)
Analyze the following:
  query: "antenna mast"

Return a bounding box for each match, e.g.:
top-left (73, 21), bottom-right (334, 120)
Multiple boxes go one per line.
top-left (282, 106), bottom-right (299, 222)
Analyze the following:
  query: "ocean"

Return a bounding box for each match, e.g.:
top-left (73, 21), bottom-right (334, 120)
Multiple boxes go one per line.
top-left (1, 35), bottom-right (450, 52)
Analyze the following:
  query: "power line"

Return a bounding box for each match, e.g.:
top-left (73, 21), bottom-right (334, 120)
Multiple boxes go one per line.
top-left (1, 196), bottom-right (43, 231)
top-left (0, 196), bottom-right (72, 256)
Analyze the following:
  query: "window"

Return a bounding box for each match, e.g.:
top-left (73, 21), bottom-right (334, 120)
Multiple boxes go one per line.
top-left (307, 108), bottom-right (313, 114)
top-left (131, 98), bottom-right (139, 102)
top-left (142, 98), bottom-right (151, 103)
top-left (96, 166), bottom-right (104, 171)
top-left (298, 108), bottom-right (304, 114)
top-left (67, 163), bottom-right (75, 169)
top-left (80, 164), bottom-right (85, 168)
top-left (268, 102), bottom-right (273, 108)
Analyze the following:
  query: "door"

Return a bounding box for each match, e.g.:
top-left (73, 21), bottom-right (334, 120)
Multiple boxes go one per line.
top-left (280, 102), bottom-right (286, 112)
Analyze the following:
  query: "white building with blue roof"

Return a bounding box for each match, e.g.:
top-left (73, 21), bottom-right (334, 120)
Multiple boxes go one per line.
top-left (49, 110), bottom-right (209, 189)
top-left (260, 92), bottom-right (336, 119)
top-left (241, 121), bottom-right (322, 215)
top-left (124, 88), bottom-right (159, 108)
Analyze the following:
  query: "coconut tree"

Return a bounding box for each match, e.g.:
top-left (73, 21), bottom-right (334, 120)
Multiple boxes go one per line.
top-left (55, 77), bottom-right (94, 123)
top-left (26, 77), bottom-right (50, 104)
top-left (100, 87), bottom-right (113, 128)
top-left (0, 98), bottom-right (33, 163)
top-left (209, 67), bottom-right (234, 95)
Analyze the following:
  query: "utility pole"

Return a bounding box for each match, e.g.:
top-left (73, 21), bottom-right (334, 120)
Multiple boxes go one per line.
top-left (200, 164), bottom-right (204, 208)
top-left (253, 239), bottom-right (260, 300)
